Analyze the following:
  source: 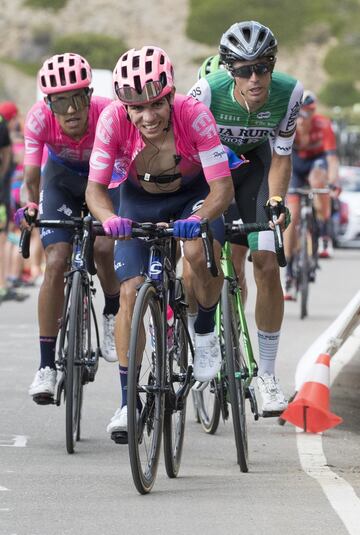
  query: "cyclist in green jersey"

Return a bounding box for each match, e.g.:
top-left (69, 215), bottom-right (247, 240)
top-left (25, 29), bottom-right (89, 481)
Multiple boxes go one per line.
top-left (188, 20), bottom-right (303, 416)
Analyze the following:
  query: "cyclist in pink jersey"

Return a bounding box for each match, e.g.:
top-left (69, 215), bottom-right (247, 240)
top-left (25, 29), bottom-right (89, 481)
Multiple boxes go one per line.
top-left (86, 46), bottom-right (237, 438)
top-left (15, 53), bottom-right (120, 405)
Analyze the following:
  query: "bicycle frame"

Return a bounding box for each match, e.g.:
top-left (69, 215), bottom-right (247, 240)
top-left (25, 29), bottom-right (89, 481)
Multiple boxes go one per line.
top-left (215, 240), bottom-right (257, 385)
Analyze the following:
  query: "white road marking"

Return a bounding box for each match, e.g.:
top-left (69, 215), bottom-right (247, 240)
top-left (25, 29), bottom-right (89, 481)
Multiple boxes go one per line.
top-left (296, 327), bottom-right (360, 535)
top-left (0, 486), bottom-right (9, 491)
top-left (297, 433), bottom-right (360, 535)
top-left (0, 435), bottom-right (27, 447)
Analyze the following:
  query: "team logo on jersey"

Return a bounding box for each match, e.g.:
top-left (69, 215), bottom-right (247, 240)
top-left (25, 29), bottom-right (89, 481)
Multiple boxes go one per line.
top-left (25, 137), bottom-right (39, 155)
top-left (256, 111), bottom-right (271, 120)
top-left (27, 108), bottom-right (46, 135)
top-left (97, 114), bottom-right (114, 145)
top-left (90, 148), bottom-right (111, 170)
top-left (192, 112), bottom-right (217, 139)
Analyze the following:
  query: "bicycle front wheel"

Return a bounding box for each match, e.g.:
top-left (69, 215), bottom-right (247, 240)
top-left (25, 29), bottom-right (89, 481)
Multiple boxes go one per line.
top-left (221, 279), bottom-right (248, 472)
top-left (65, 270), bottom-right (84, 454)
top-left (128, 282), bottom-right (165, 494)
top-left (163, 280), bottom-right (189, 478)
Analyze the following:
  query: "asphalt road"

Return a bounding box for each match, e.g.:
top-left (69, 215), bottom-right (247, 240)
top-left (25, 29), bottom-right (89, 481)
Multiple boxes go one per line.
top-left (1, 247), bottom-right (359, 535)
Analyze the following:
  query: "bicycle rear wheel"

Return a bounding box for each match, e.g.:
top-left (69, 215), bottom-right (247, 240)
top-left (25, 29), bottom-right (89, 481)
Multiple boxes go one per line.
top-left (194, 379), bottom-right (221, 434)
top-left (163, 287), bottom-right (189, 477)
top-left (128, 282), bottom-right (164, 494)
top-left (221, 279), bottom-right (248, 472)
top-left (65, 270), bottom-right (84, 454)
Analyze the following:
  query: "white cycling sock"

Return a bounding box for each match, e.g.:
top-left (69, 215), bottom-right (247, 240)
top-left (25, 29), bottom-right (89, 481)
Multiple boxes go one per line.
top-left (257, 329), bottom-right (280, 377)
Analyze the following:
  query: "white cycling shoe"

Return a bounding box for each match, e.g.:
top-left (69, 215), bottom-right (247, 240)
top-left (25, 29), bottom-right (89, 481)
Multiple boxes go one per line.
top-left (193, 330), bottom-right (221, 382)
top-left (102, 314), bottom-right (118, 363)
top-left (257, 373), bottom-right (287, 417)
top-left (29, 367), bottom-right (57, 402)
top-left (107, 406), bottom-right (128, 434)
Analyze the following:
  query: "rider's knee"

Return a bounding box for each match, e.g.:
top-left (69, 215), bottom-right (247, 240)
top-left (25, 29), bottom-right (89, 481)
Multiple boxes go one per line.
top-left (119, 278), bottom-right (140, 307)
top-left (252, 252), bottom-right (279, 285)
top-left (45, 244), bottom-right (69, 276)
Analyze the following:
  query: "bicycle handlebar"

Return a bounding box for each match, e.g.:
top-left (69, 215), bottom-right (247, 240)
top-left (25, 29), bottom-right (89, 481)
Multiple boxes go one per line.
top-left (287, 187), bottom-right (330, 196)
top-left (129, 219), bottom-right (219, 277)
top-left (19, 217), bottom-right (104, 259)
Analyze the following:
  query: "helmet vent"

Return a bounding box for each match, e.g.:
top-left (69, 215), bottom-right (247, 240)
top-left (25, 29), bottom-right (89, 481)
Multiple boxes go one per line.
top-left (134, 74), bottom-right (142, 93)
top-left (59, 67), bottom-right (66, 85)
top-left (160, 54), bottom-right (165, 65)
top-left (145, 60), bottom-right (152, 74)
top-left (49, 74), bottom-right (57, 87)
top-left (80, 67), bottom-right (87, 80)
top-left (243, 28), bottom-right (251, 42)
top-left (160, 72), bottom-right (167, 89)
top-left (133, 55), bottom-right (140, 69)
top-left (146, 48), bottom-right (154, 57)
top-left (121, 66), bottom-right (127, 78)
top-left (69, 70), bottom-right (77, 83)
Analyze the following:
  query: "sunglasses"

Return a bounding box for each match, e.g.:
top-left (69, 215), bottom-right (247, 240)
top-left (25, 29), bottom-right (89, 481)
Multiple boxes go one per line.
top-left (116, 80), bottom-right (164, 105)
top-left (48, 90), bottom-right (91, 115)
top-left (230, 63), bottom-right (272, 79)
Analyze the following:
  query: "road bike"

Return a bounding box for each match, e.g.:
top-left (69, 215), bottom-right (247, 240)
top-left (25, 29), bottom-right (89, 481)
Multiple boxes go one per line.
top-left (20, 213), bottom-right (103, 454)
top-left (287, 187), bottom-right (329, 319)
top-left (193, 219), bottom-right (286, 472)
top-left (123, 220), bottom-right (218, 494)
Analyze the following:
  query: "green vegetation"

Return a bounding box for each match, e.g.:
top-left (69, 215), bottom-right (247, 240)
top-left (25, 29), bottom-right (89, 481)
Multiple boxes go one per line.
top-left (51, 33), bottom-right (127, 70)
top-left (187, 0), bottom-right (360, 107)
top-left (1, 58), bottom-right (40, 77)
top-left (24, 0), bottom-right (68, 9)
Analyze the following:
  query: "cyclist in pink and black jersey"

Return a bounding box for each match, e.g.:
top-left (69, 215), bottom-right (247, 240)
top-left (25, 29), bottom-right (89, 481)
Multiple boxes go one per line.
top-left (15, 53), bottom-right (120, 405)
top-left (86, 46), bottom-right (237, 438)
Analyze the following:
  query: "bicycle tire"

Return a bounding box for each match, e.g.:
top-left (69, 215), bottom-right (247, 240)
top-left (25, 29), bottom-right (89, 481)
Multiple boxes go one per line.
top-left (65, 270), bottom-right (84, 454)
top-left (299, 221), bottom-right (309, 319)
top-left (163, 281), bottom-right (189, 477)
top-left (128, 282), bottom-right (164, 494)
top-left (221, 279), bottom-right (248, 472)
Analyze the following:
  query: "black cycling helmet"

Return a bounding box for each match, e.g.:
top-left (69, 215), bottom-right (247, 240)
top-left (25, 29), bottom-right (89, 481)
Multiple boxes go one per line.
top-left (219, 21), bottom-right (277, 66)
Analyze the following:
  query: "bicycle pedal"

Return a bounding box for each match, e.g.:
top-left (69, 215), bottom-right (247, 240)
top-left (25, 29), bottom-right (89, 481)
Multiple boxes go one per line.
top-left (261, 409), bottom-right (285, 418)
top-left (32, 393), bottom-right (55, 405)
top-left (191, 380), bottom-right (209, 392)
top-left (111, 431), bottom-right (128, 444)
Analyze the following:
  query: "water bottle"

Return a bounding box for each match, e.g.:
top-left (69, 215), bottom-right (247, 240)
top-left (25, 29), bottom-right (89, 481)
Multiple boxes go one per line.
top-left (149, 305), bottom-right (174, 352)
top-left (166, 305), bottom-right (174, 351)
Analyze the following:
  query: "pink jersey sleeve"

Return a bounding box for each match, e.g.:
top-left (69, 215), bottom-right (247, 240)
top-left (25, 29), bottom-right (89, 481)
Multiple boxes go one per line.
top-left (88, 101), bottom-right (124, 186)
top-left (23, 101), bottom-right (48, 167)
top-left (183, 97), bottom-right (230, 181)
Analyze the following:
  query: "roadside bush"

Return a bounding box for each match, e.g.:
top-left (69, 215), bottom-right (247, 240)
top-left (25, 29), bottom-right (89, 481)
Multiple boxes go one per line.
top-left (24, 0), bottom-right (67, 9)
top-left (50, 33), bottom-right (127, 70)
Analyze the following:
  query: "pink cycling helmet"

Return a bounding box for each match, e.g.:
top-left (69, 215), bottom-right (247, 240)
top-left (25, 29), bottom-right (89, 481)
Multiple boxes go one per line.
top-left (38, 53), bottom-right (92, 95)
top-left (113, 46), bottom-right (174, 105)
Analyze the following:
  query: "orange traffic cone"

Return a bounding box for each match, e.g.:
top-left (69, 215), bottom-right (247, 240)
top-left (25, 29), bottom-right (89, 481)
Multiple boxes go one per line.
top-left (281, 353), bottom-right (343, 433)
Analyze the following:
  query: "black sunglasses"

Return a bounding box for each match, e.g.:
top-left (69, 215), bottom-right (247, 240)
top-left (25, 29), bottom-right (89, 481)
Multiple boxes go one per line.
top-left (48, 90), bottom-right (91, 115)
top-left (230, 63), bottom-right (272, 79)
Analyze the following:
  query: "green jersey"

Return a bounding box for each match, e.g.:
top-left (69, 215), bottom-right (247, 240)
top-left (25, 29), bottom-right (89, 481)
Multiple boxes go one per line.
top-left (188, 70), bottom-right (303, 156)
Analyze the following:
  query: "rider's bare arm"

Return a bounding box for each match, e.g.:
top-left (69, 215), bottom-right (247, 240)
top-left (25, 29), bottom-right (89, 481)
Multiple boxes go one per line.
top-left (268, 153), bottom-right (292, 199)
top-left (24, 165), bottom-right (41, 204)
top-left (194, 176), bottom-right (234, 222)
top-left (86, 181), bottom-right (115, 223)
